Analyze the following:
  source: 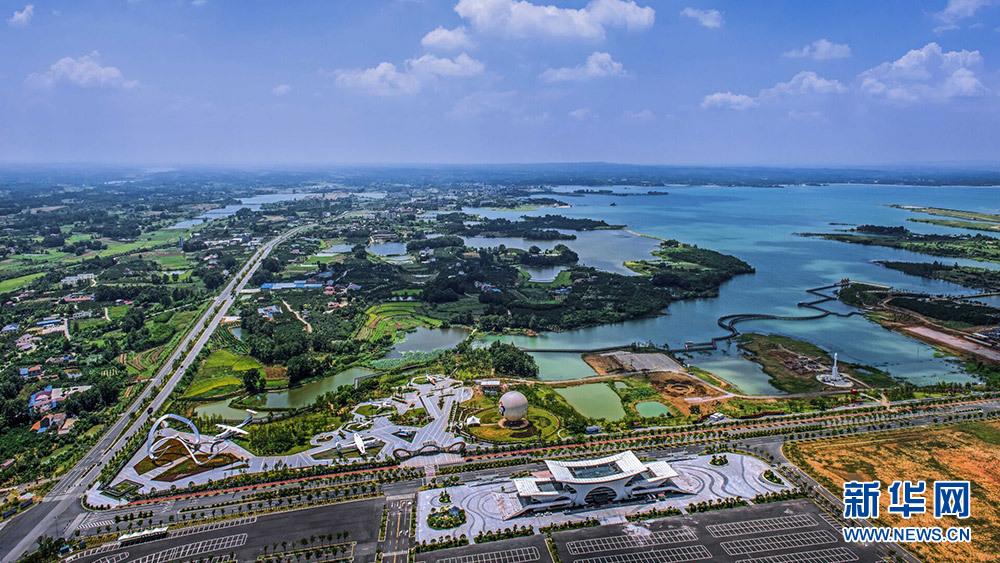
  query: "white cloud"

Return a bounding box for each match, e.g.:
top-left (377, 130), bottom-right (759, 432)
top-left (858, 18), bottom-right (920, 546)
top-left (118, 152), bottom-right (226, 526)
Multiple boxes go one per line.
top-left (191, 0), bottom-right (207, 6)
top-left (623, 109), bottom-right (654, 121)
top-left (539, 51), bottom-right (625, 82)
top-left (783, 39), bottom-right (851, 60)
top-left (701, 92), bottom-right (757, 110)
top-left (27, 51), bottom-right (138, 89)
top-left (859, 42), bottom-right (989, 103)
top-left (272, 84), bottom-right (292, 96)
top-left (334, 63), bottom-right (422, 96)
top-left (703, 71), bottom-right (845, 110)
top-left (408, 53), bottom-right (484, 76)
top-left (679, 7), bottom-right (723, 29)
top-left (421, 26), bottom-right (474, 51)
top-left (334, 53), bottom-right (484, 96)
top-left (7, 4), bottom-right (33, 27)
top-left (454, 0), bottom-right (654, 39)
top-left (760, 71), bottom-right (847, 98)
top-left (568, 107), bottom-right (598, 121)
top-left (935, 0), bottom-right (992, 23)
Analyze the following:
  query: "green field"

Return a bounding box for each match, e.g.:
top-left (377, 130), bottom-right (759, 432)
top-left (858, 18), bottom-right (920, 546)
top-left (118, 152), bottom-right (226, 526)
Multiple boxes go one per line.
top-left (0, 272), bottom-right (45, 294)
top-left (183, 349), bottom-right (263, 400)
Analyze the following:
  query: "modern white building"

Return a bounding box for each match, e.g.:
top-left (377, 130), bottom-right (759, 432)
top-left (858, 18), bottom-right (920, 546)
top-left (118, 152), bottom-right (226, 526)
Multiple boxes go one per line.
top-left (508, 450), bottom-right (687, 516)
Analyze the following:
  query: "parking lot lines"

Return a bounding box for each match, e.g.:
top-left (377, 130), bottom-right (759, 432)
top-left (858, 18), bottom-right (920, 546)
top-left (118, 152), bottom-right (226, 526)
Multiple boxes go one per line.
top-left (721, 530), bottom-right (838, 556)
top-left (567, 529), bottom-right (699, 555)
top-left (574, 545), bottom-right (713, 563)
top-left (129, 533), bottom-right (248, 563)
top-left (65, 542), bottom-right (122, 562)
top-left (706, 515), bottom-right (819, 538)
top-left (735, 547), bottom-right (859, 563)
top-left (170, 516), bottom-right (257, 538)
top-left (437, 547), bottom-right (540, 563)
top-left (816, 513), bottom-right (843, 531)
top-left (92, 552), bottom-right (128, 563)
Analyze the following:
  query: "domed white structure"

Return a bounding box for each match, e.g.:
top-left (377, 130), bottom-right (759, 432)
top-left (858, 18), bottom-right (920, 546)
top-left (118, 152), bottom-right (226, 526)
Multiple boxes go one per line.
top-left (498, 391), bottom-right (528, 425)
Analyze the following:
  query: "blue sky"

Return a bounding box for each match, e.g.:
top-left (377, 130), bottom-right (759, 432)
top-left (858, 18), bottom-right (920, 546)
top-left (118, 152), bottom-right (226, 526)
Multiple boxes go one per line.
top-left (1, 0), bottom-right (999, 166)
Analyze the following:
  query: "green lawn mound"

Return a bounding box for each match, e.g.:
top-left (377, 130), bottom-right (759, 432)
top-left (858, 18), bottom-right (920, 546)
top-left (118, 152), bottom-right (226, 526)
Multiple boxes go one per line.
top-left (466, 406), bottom-right (560, 443)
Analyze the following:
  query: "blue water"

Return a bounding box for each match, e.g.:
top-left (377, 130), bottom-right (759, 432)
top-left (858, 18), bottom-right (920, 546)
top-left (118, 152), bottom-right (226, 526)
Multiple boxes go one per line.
top-left (462, 185), bottom-right (1000, 391)
top-left (170, 193), bottom-right (314, 229)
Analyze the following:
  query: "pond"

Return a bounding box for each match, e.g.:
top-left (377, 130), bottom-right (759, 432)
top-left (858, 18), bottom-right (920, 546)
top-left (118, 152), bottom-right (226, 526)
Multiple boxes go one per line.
top-left (530, 352), bottom-right (599, 381)
top-left (317, 244), bottom-right (354, 255)
top-left (635, 401), bottom-right (672, 418)
top-left (385, 327), bottom-right (469, 358)
top-left (368, 242), bottom-right (408, 256)
top-left (555, 383), bottom-right (625, 421)
top-left (519, 265), bottom-right (567, 282)
top-left (194, 367), bottom-right (374, 418)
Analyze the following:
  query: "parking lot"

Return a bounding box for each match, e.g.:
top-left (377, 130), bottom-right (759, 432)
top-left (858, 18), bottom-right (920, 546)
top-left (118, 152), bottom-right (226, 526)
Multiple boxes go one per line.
top-left (415, 533), bottom-right (551, 563)
top-left (67, 498), bottom-right (385, 563)
top-left (548, 499), bottom-right (880, 563)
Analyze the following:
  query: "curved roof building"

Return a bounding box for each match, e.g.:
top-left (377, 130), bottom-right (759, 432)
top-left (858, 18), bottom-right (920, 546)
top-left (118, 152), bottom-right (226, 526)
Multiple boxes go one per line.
top-left (506, 450), bottom-right (686, 517)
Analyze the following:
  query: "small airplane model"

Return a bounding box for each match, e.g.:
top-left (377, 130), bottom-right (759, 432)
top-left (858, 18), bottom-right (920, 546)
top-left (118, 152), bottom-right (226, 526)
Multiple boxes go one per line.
top-left (213, 409), bottom-right (257, 440)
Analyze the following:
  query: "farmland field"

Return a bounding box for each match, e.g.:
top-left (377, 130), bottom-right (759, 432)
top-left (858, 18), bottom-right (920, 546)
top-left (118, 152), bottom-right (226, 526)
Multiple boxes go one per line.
top-left (0, 272), bottom-right (45, 293)
top-left (785, 421), bottom-right (1000, 562)
top-left (183, 348), bottom-right (263, 400)
top-left (353, 302), bottom-right (441, 341)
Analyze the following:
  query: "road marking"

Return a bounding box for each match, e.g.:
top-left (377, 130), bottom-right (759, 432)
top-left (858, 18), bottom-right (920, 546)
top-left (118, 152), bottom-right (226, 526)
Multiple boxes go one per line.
top-left (721, 530), bottom-right (838, 556)
top-left (438, 547), bottom-right (540, 563)
top-left (706, 515), bottom-right (819, 538)
top-left (735, 547), bottom-right (859, 563)
top-left (93, 553), bottom-right (129, 563)
top-left (80, 519), bottom-right (116, 530)
top-left (567, 529), bottom-right (698, 555)
top-left (574, 545), bottom-right (713, 563)
top-left (129, 533), bottom-right (247, 563)
top-left (170, 516), bottom-right (257, 538)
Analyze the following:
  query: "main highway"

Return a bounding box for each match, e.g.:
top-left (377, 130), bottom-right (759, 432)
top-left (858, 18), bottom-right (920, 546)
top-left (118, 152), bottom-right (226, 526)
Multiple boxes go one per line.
top-left (0, 223), bottom-right (311, 563)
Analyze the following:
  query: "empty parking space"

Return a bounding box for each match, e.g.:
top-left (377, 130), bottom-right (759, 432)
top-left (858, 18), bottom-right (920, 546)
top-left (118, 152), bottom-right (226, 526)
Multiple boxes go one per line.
top-left (567, 529), bottom-right (699, 555)
top-left (574, 545), bottom-right (713, 563)
top-left (721, 530), bottom-right (837, 556)
top-left (437, 547), bottom-right (540, 563)
top-left (706, 515), bottom-right (818, 538)
top-left (129, 533), bottom-right (247, 563)
top-left (735, 547), bottom-right (859, 563)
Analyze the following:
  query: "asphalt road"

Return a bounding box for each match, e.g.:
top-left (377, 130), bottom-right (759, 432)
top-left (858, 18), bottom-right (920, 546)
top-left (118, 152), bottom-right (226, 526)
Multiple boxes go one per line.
top-left (381, 495), bottom-right (414, 563)
top-left (0, 224), bottom-right (311, 563)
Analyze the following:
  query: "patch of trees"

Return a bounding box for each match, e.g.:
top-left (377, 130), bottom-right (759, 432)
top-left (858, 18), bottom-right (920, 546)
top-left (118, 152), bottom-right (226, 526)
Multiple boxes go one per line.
top-left (517, 244), bottom-right (578, 266)
top-left (889, 297), bottom-right (1000, 326)
top-left (438, 214), bottom-right (621, 241)
top-left (61, 376), bottom-right (124, 416)
top-left (878, 261), bottom-right (1000, 292)
top-left (855, 225), bottom-right (909, 235)
top-left (457, 340), bottom-right (538, 378)
top-left (405, 235), bottom-right (465, 253)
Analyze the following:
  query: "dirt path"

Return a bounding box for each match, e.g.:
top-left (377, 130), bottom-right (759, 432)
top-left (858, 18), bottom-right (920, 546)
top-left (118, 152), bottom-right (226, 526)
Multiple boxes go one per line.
top-left (282, 300), bottom-right (313, 333)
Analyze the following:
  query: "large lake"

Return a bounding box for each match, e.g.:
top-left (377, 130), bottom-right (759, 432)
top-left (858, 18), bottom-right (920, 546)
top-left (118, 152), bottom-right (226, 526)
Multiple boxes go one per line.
top-left (464, 184), bottom-right (1000, 392)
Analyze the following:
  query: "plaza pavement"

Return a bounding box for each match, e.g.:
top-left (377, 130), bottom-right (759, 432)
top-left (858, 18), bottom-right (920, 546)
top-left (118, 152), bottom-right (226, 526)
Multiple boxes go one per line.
top-left (414, 453), bottom-right (790, 544)
top-left (91, 376), bottom-right (477, 505)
